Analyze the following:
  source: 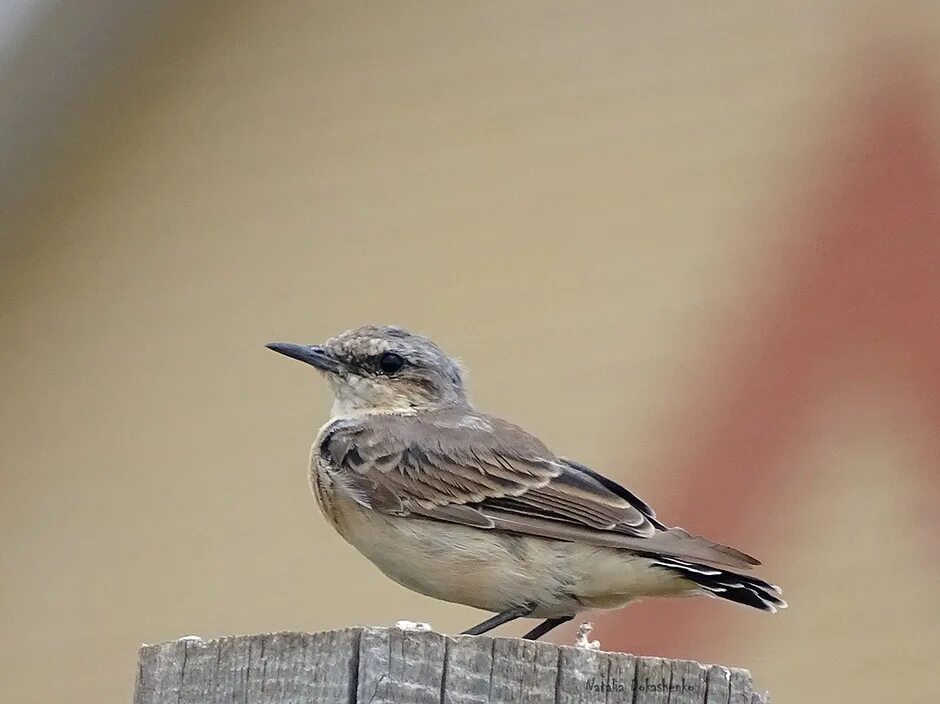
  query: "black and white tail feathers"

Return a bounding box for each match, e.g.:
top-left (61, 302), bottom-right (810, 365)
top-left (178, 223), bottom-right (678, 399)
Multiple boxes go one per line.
top-left (654, 556), bottom-right (787, 613)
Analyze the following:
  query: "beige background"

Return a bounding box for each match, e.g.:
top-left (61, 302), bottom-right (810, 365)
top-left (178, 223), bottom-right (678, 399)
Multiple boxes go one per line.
top-left (2, 2), bottom-right (938, 702)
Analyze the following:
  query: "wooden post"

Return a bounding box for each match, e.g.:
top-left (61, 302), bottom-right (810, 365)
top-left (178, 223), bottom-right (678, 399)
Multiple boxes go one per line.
top-left (134, 627), bottom-right (770, 703)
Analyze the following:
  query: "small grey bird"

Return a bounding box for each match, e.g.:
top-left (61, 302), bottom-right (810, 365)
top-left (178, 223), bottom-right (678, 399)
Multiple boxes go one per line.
top-left (266, 325), bottom-right (785, 640)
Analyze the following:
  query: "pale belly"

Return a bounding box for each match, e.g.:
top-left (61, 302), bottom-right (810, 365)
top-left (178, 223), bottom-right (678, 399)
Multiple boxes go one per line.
top-left (322, 487), bottom-right (696, 617)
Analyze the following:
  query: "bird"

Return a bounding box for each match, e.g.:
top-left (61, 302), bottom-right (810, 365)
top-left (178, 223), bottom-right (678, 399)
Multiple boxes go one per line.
top-left (266, 325), bottom-right (785, 641)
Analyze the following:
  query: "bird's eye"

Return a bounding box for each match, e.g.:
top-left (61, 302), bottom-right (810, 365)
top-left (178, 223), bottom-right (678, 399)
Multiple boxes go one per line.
top-left (378, 352), bottom-right (405, 374)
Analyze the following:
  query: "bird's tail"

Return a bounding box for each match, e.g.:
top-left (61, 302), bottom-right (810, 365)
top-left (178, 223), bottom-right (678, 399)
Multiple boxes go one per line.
top-left (653, 556), bottom-right (787, 612)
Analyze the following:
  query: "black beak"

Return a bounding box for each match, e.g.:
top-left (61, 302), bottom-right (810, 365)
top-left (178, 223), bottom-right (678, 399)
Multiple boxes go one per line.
top-left (265, 342), bottom-right (343, 374)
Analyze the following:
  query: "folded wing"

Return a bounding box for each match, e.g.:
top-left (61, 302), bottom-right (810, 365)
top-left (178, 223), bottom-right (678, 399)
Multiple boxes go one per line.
top-left (320, 411), bottom-right (758, 570)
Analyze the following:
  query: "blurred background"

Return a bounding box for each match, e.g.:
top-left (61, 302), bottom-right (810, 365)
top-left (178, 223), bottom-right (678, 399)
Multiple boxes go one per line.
top-left (2, 2), bottom-right (938, 702)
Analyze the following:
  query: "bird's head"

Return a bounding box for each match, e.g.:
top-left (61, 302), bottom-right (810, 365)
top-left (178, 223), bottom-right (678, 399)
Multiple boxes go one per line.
top-left (266, 325), bottom-right (467, 416)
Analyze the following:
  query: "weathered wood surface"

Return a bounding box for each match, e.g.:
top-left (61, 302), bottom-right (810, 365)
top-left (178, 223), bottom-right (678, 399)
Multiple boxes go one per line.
top-left (134, 627), bottom-right (770, 704)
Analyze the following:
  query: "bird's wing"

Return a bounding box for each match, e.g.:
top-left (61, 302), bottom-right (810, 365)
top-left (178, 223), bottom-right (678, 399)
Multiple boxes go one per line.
top-left (321, 411), bottom-right (758, 569)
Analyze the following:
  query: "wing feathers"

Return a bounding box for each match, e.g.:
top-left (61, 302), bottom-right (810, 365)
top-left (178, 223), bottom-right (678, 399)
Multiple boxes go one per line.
top-left (321, 411), bottom-right (759, 571)
top-left (477, 507), bottom-right (757, 570)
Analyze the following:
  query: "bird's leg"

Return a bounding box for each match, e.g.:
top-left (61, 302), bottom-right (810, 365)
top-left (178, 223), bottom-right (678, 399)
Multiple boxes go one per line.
top-left (460, 604), bottom-right (534, 636)
top-left (521, 616), bottom-right (573, 640)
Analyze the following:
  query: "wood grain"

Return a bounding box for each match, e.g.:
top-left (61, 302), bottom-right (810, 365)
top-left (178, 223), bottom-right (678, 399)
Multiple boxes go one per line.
top-left (134, 628), bottom-right (770, 703)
